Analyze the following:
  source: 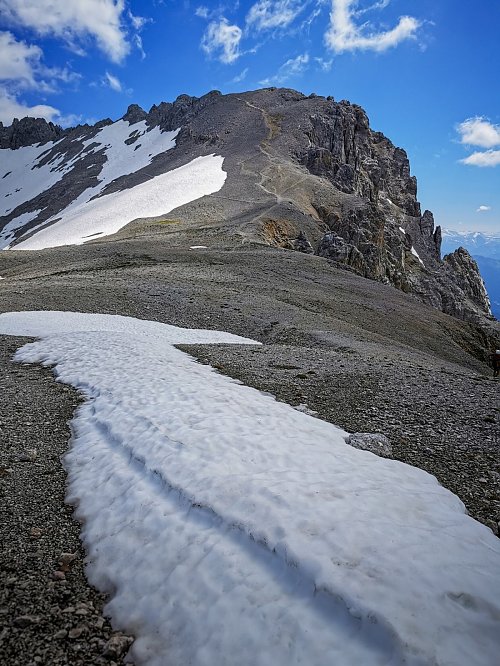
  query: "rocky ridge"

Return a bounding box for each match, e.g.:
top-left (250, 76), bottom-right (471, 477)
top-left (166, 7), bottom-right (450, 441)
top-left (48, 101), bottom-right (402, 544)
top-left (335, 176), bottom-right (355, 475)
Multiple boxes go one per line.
top-left (0, 88), bottom-right (494, 329)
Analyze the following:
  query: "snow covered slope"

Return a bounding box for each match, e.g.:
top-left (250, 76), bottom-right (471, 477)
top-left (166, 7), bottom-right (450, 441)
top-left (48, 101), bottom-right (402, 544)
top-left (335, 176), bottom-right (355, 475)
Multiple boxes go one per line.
top-left (13, 155), bottom-right (226, 250)
top-left (1, 117), bottom-right (226, 250)
top-left (1, 311), bottom-right (499, 666)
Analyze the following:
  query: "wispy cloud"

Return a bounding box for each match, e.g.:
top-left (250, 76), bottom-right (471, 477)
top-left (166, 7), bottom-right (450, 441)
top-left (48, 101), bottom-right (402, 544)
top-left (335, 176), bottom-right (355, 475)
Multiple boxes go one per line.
top-left (103, 71), bottom-right (122, 93)
top-left (231, 67), bottom-right (249, 83)
top-left (195, 6), bottom-right (209, 19)
top-left (260, 52), bottom-right (309, 86)
top-left (325, 0), bottom-right (421, 53)
top-left (457, 117), bottom-right (500, 149)
top-left (461, 151), bottom-right (500, 168)
top-left (246, 0), bottom-right (308, 32)
top-left (477, 205), bottom-right (491, 212)
top-left (315, 56), bottom-right (333, 72)
top-left (201, 18), bottom-right (243, 63)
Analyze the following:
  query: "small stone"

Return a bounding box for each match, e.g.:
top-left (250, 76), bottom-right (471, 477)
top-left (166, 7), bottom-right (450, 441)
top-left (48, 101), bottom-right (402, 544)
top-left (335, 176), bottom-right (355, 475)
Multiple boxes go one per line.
top-left (29, 527), bottom-right (43, 539)
top-left (347, 432), bottom-right (393, 458)
top-left (75, 608), bottom-right (89, 616)
top-left (13, 615), bottom-right (40, 628)
top-left (68, 626), bottom-right (85, 639)
top-left (51, 570), bottom-right (66, 581)
top-left (58, 552), bottom-right (77, 572)
top-left (102, 633), bottom-right (133, 659)
top-left (17, 449), bottom-right (37, 462)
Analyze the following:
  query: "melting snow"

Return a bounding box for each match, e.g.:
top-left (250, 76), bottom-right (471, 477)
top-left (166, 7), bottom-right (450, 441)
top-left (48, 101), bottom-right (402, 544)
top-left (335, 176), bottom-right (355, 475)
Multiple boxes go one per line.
top-left (399, 226), bottom-right (405, 234)
top-left (13, 155), bottom-right (226, 250)
top-left (0, 311), bottom-right (499, 666)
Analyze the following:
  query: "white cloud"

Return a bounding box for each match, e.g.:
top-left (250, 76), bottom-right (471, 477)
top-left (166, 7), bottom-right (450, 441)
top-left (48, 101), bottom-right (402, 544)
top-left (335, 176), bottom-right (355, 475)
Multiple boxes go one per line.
top-left (457, 117), bottom-right (500, 148)
top-left (477, 205), bottom-right (491, 212)
top-left (0, 30), bottom-right (80, 96)
top-left (201, 18), bottom-right (242, 64)
top-left (260, 52), bottom-right (309, 85)
top-left (325, 0), bottom-right (421, 53)
top-left (460, 150), bottom-right (500, 168)
top-left (103, 71), bottom-right (122, 92)
top-left (0, 0), bottom-right (131, 62)
top-left (0, 85), bottom-right (59, 123)
top-left (246, 0), bottom-right (307, 31)
top-left (195, 6), bottom-right (209, 19)
top-left (0, 31), bottom-right (41, 85)
top-left (231, 67), bottom-right (249, 83)
top-left (315, 56), bottom-right (333, 71)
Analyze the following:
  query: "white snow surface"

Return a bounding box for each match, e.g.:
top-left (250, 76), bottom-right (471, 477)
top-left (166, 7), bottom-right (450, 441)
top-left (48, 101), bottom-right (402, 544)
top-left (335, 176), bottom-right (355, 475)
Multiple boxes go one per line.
top-left (1, 120), bottom-right (188, 250)
top-left (13, 155), bottom-right (226, 250)
top-left (411, 246), bottom-right (425, 266)
top-left (0, 142), bottom-right (66, 217)
top-left (0, 209), bottom-right (41, 249)
top-left (1, 310), bottom-right (499, 666)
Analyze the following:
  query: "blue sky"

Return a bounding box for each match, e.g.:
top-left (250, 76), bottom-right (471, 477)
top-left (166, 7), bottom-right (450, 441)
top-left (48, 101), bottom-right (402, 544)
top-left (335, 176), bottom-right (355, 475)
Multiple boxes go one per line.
top-left (0, 0), bottom-right (499, 234)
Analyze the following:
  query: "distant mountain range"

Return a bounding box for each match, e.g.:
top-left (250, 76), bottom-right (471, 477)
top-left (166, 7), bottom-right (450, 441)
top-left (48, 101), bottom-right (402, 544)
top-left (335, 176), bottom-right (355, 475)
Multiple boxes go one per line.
top-left (442, 230), bottom-right (500, 319)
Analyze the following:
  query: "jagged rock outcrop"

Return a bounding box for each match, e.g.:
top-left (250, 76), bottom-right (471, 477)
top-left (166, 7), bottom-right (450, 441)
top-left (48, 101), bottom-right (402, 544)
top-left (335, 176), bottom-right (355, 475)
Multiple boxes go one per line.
top-left (0, 117), bottom-right (65, 149)
top-left (122, 104), bottom-right (147, 124)
top-left (443, 248), bottom-right (491, 316)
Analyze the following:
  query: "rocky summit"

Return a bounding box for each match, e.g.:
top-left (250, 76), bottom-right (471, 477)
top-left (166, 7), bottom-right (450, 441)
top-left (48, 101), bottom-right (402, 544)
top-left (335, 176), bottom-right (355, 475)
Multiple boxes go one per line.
top-left (0, 88), bottom-right (495, 331)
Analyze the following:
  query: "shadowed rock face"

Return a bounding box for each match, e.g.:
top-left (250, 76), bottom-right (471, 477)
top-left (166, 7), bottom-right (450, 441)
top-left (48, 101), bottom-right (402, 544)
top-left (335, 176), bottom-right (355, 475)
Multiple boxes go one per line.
top-left (0, 117), bottom-right (65, 149)
top-left (0, 87), bottom-right (493, 324)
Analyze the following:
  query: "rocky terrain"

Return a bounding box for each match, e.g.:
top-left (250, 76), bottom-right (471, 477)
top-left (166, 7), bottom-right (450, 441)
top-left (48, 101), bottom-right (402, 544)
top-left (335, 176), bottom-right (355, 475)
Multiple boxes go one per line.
top-left (1, 234), bottom-right (499, 664)
top-left (1, 87), bottom-right (500, 663)
top-left (1, 88), bottom-right (495, 325)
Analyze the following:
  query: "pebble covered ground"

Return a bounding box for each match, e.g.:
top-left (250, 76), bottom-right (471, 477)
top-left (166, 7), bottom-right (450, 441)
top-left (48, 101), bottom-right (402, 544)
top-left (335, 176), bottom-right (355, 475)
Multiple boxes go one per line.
top-left (0, 239), bottom-right (499, 664)
top-left (0, 338), bottom-right (133, 666)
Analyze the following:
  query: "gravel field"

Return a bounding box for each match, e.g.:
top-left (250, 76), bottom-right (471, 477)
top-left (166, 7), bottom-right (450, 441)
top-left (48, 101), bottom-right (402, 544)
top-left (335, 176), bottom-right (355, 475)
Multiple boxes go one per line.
top-left (1, 235), bottom-right (499, 664)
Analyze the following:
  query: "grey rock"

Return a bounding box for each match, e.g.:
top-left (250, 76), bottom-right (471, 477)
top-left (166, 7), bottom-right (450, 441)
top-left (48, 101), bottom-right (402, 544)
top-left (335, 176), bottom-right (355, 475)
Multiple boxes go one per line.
top-left (0, 117), bottom-right (65, 149)
top-left (13, 615), bottom-right (40, 628)
top-left (347, 433), bottom-right (393, 458)
top-left (102, 633), bottom-right (134, 659)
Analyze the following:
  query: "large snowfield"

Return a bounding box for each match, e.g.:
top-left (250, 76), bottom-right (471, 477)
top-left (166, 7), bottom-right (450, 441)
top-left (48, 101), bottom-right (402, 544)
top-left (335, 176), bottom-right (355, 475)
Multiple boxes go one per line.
top-left (1, 311), bottom-right (499, 665)
top-left (1, 119), bottom-right (227, 250)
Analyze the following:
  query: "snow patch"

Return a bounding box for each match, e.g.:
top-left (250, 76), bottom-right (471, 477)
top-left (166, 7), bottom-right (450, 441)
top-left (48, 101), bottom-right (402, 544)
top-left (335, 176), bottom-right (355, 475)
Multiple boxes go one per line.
top-left (13, 156), bottom-right (226, 250)
top-left (0, 310), bottom-right (499, 666)
top-left (0, 142), bottom-right (66, 217)
top-left (190, 245), bottom-right (208, 249)
top-left (1, 120), bottom-right (179, 247)
top-left (411, 246), bottom-right (425, 266)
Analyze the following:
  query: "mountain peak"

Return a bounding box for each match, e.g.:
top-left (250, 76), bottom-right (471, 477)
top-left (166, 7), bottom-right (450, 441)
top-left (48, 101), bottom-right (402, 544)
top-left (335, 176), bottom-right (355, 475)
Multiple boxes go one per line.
top-left (0, 87), bottom-right (496, 327)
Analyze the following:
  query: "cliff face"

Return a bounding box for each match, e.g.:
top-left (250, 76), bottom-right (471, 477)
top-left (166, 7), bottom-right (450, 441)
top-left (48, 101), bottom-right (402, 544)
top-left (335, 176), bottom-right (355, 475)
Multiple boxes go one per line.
top-left (230, 89), bottom-right (492, 323)
top-left (0, 88), bottom-right (493, 324)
